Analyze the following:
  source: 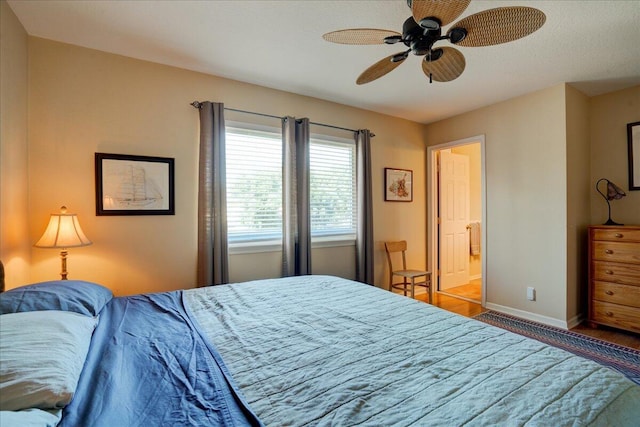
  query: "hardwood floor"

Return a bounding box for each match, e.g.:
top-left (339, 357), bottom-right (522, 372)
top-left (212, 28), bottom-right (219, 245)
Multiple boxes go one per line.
top-left (440, 279), bottom-right (482, 302)
top-left (411, 290), bottom-right (640, 350)
top-left (570, 322), bottom-right (640, 350)
top-left (416, 291), bottom-right (486, 317)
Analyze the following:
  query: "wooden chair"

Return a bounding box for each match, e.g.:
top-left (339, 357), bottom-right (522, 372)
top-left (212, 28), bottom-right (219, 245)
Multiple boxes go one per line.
top-left (384, 241), bottom-right (432, 302)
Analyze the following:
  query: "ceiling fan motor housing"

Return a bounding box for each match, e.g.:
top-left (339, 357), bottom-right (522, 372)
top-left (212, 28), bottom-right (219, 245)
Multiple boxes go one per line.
top-left (402, 17), bottom-right (442, 56)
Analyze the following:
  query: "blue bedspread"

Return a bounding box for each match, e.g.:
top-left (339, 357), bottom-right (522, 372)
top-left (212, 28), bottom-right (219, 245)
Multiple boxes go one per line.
top-left (60, 291), bottom-right (262, 427)
top-left (186, 276), bottom-right (640, 426)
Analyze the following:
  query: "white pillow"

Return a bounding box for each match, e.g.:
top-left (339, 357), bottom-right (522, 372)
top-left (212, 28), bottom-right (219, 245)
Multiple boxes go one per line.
top-left (0, 408), bottom-right (61, 427)
top-left (0, 310), bottom-right (98, 411)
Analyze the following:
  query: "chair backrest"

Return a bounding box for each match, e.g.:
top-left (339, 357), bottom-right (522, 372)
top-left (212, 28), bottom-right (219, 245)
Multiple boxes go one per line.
top-left (384, 241), bottom-right (407, 272)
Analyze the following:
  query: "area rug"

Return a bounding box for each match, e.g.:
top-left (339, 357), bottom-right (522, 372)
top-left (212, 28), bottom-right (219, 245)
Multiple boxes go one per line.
top-left (473, 310), bottom-right (640, 385)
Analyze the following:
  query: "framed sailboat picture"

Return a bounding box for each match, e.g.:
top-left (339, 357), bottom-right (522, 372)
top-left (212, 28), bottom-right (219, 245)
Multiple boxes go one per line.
top-left (95, 153), bottom-right (175, 215)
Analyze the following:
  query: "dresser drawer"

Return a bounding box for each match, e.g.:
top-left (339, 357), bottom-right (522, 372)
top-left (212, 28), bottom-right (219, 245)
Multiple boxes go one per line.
top-left (592, 228), bottom-right (640, 243)
top-left (592, 241), bottom-right (640, 264)
top-left (592, 300), bottom-right (640, 333)
top-left (592, 261), bottom-right (640, 286)
top-left (592, 281), bottom-right (640, 308)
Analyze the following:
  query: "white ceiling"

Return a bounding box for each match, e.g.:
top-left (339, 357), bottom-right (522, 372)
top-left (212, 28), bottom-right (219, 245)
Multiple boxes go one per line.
top-left (7, 0), bottom-right (640, 124)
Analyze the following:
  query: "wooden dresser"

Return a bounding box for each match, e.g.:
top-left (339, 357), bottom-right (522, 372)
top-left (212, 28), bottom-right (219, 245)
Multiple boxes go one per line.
top-left (588, 225), bottom-right (640, 333)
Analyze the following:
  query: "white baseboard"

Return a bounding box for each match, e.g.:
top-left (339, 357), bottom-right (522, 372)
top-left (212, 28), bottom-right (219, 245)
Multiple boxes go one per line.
top-left (469, 274), bottom-right (482, 280)
top-left (484, 303), bottom-right (574, 330)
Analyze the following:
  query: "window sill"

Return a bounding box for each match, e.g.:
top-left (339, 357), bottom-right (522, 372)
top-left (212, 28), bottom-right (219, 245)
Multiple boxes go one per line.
top-left (229, 240), bottom-right (281, 255)
top-left (229, 235), bottom-right (356, 255)
top-left (312, 235), bottom-right (356, 248)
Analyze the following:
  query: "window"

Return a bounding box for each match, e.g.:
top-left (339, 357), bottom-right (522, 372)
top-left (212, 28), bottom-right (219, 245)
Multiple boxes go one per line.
top-left (309, 137), bottom-right (356, 239)
top-left (225, 123), bottom-right (356, 248)
top-left (225, 125), bottom-right (282, 244)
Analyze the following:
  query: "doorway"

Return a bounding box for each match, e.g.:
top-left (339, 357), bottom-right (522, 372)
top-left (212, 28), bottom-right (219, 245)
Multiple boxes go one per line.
top-left (427, 136), bottom-right (486, 306)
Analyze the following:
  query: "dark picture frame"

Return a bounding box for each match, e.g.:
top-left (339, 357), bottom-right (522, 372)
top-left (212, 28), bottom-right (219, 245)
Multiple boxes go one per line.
top-left (95, 153), bottom-right (175, 215)
top-left (628, 121), bottom-right (640, 191)
top-left (385, 167), bottom-right (413, 202)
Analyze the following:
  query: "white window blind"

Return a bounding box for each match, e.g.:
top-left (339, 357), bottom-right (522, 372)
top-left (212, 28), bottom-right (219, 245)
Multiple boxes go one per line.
top-left (225, 123), bottom-right (356, 246)
top-left (309, 137), bottom-right (356, 239)
top-left (225, 126), bottom-right (282, 243)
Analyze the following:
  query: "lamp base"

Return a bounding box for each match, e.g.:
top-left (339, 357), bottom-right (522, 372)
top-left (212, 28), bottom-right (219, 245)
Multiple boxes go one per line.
top-left (603, 219), bottom-right (624, 226)
top-left (60, 250), bottom-right (68, 280)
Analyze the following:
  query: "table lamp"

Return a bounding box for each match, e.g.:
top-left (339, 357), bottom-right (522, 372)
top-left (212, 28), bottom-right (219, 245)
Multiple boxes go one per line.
top-left (35, 206), bottom-right (92, 279)
top-left (595, 178), bottom-right (626, 226)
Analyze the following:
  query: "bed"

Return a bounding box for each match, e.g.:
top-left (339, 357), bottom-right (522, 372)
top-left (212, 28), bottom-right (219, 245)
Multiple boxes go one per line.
top-left (1, 275), bottom-right (639, 426)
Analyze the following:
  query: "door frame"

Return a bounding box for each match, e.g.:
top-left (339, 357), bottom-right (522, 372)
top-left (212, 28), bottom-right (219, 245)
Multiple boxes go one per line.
top-left (427, 135), bottom-right (487, 306)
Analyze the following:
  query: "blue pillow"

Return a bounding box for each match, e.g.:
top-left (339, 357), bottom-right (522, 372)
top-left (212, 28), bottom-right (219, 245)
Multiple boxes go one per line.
top-left (0, 280), bottom-right (112, 316)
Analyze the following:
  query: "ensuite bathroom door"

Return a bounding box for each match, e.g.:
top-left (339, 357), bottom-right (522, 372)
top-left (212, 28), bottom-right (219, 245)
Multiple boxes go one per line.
top-left (438, 150), bottom-right (470, 290)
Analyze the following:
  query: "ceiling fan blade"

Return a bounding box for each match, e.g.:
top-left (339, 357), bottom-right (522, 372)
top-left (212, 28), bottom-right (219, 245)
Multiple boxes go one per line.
top-left (421, 47), bottom-right (465, 82)
top-left (449, 7), bottom-right (546, 47)
top-left (322, 29), bottom-right (401, 45)
top-left (411, 0), bottom-right (471, 27)
top-left (357, 53), bottom-right (407, 85)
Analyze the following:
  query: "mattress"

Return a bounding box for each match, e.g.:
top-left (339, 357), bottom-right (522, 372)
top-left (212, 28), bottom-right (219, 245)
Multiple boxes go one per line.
top-left (185, 275), bottom-right (640, 426)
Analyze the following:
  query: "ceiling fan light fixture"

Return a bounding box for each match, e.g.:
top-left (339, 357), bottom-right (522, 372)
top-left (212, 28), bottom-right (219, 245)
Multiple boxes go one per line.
top-left (425, 48), bottom-right (444, 62)
top-left (391, 51), bottom-right (410, 62)
top-left (419, 17), bottom-right (441, 31)
top-left (410, 38), bottom-right (433, 56)
top-left (448, 27), bottom-right (467, 44)
top-left (383, 35), bottom-right (403, 44)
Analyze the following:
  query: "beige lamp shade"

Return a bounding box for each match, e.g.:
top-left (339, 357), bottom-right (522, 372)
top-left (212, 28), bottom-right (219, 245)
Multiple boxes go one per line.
top-left (35, 206), bottom-right (91, 280)
top-left (35, 206), bottom-right (92, 248)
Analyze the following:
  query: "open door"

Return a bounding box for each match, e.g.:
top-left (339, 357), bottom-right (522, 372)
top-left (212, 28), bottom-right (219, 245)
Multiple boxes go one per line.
top-left (438, 150), bottom-right (470, 290)
top-left (428, 136), bottom-right (485, 306)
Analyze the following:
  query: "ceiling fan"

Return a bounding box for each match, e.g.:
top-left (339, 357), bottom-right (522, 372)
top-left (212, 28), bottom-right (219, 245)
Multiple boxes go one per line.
top-left (322, 0), bottom-right (546, 84)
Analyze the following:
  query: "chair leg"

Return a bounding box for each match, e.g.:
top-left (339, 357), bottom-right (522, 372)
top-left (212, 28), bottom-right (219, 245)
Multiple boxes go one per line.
top-left (403, 278), bottom-right (408, 296)
top-left (410, 277), bottom-right (416, 299)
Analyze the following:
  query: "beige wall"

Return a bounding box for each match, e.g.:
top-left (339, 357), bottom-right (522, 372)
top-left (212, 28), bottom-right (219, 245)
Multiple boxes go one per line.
top-left (425, 84), bottom-right (570, 325)
top-left (565, 84), bottom-right (590, 323)
top-left (425, 84), bottom-right (639, 327)
top-left (589, 85), bottom-right (640, 226)
top-left (0, 0), bottom-right (30, 289)
top-left (23, 37), bottom-right (426, 295)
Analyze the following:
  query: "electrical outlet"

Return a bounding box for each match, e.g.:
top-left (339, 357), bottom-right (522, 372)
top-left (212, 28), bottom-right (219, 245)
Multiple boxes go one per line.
top-left (527, 287), bottom-right (536, 301)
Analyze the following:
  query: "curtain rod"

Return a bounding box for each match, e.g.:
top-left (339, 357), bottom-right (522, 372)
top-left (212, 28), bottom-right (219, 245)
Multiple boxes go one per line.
top-left (190, 101), bottom-right (374, 136)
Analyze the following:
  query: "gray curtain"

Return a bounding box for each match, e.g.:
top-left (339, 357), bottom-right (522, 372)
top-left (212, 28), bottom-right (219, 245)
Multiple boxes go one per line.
top-left (197, 101), bottom-right (229, 286)
top-left (356, 129), bottom-right (374, 285)
top-left (282, 117), bottom-right (312, 276)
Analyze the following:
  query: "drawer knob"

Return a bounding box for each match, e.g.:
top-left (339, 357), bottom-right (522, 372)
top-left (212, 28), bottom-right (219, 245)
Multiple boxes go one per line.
top-left (605, 290), bottom-right (614, 296)
top-left (614, 233), bottom-right (623, 238)
top-left (605, 311), bottom-right (614, 317)
top-left (605, 270), bottom-right (614, 275)
top-left (604, 249), bottom-right (613, 254)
